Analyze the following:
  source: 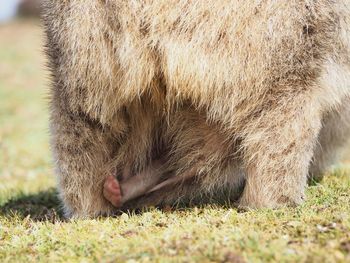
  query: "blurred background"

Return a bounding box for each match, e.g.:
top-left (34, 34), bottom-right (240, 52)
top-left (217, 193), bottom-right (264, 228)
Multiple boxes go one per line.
top-left (0, 0), bottom-right (53, 197)
top-left (0, 0), bottom-right (40, 23)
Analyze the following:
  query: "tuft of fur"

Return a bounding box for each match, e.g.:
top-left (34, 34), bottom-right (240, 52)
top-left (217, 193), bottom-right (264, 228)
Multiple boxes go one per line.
top-left (42, 0), bottom-right (350, 218)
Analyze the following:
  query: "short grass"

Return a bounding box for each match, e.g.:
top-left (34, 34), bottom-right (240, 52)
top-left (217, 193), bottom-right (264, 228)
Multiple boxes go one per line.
top-left (1, 19), bottom-right (350, 263)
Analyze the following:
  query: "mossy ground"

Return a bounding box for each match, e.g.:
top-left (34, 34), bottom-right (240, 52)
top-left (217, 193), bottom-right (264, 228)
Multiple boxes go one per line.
top-left (0, 20), bottom-right (349, 263)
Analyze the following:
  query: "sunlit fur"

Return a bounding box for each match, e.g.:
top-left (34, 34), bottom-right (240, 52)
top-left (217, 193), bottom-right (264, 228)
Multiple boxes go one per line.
top-left (42, 0), bottom-right (350, 218)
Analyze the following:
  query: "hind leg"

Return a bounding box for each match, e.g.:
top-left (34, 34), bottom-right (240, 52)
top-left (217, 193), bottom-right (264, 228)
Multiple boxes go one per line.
top-left (309, 97), bottom-right (350, 182)
top-left (239, 93), bottom-right (323, 209)
top-left (51, 104), bottom-right (124, 218)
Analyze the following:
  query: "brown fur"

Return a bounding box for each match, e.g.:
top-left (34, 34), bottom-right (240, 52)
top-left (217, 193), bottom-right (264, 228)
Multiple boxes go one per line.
top-left (41, 0), bottom-right (350, 218)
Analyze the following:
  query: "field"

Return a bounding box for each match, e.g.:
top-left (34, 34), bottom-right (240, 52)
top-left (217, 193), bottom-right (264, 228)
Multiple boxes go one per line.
top-left (0, 19), bottom-right (350, 262)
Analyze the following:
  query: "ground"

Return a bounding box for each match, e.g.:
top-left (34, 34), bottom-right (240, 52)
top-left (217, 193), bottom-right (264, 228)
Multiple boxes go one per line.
top-left (0, 19), bottom-right (350, 263)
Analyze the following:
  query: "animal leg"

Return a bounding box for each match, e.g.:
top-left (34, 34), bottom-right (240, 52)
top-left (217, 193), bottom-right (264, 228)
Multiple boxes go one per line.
top-left (239, 94), bottom-right (323, 209)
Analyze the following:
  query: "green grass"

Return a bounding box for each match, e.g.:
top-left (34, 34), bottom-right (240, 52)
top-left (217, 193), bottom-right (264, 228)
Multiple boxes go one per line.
top-left (0, 19), bottom-right (350, 263)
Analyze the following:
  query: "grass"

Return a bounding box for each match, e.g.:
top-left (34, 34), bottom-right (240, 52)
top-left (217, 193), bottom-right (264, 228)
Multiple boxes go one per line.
top-left (0, 19), bottom-right (350, 263)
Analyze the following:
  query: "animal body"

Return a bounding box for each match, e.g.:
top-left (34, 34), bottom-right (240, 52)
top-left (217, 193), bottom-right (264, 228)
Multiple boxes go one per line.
top-left (41, 0), bottom-right (350, 218)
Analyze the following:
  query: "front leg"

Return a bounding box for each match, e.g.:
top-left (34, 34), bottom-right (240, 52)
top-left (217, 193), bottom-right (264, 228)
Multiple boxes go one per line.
top-left (51, 105), bottom-right (119, 218)
top-left (239, 94), bottom-right (323, 209)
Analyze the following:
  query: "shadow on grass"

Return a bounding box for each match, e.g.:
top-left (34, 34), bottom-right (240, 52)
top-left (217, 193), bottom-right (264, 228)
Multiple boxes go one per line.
top-left (0, 188), bottom-right (64, 222)
top-left (0, 188), bottom-right (244, 221)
